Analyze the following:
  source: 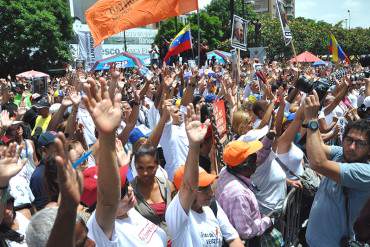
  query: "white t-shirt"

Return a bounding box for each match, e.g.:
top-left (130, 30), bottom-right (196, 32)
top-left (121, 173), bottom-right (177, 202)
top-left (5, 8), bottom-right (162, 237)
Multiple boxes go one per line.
top-left (251, 151), bottom-right (287, 215)
top-left (159, 122), bottom-right (189, 181)
top-left (87, 208), bottom-right (167, 247)
top-left (165, 194), bottom-right (239, 247)
top-left (277, 143), bottom-right (304, 180)
top-left (6, 212), bottom-right (29, 247)
top-left (147, 105), bottom-right (160, 131)
top-left (77, 106), bottom-right (97, 147)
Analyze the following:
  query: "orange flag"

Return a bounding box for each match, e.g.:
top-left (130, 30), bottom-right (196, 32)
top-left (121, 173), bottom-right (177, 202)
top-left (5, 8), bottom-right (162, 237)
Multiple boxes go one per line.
top-left (86, 0), bottom-right (198, 47)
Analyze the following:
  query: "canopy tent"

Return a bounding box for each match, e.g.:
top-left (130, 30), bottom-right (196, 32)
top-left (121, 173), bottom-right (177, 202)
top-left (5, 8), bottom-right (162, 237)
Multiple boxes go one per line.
top-left (91, 52), bottom-right (151, 71)
top-left (207, 50), bottom-right (231, 64)
top-left (312, 60), bottom-right (327, 67)
top-left (16, 70), bottom-right (49, 79)
top-left (290, 51), bottom-right (322, 63)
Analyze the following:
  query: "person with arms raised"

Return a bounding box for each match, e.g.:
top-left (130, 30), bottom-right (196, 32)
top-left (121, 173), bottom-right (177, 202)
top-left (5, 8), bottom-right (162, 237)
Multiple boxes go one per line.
top-left (165, 104), bottom-right (244, 247)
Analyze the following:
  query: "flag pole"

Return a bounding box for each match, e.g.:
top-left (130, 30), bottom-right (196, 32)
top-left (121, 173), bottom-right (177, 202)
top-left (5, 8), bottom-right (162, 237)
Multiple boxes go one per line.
top-left (197, 8), bottom-right (200, 67)
top-left (290, 39), bottom-right (300, 78)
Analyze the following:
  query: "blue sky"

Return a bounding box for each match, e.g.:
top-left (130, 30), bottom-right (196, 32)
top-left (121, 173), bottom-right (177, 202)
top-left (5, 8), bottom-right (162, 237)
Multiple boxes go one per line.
top-left (199, 0), bottom-right (370, 28)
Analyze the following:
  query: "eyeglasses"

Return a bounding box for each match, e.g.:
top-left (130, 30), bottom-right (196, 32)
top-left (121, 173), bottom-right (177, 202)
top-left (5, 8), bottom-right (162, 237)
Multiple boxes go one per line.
top-left (343, 136), bottom-right (368, 148)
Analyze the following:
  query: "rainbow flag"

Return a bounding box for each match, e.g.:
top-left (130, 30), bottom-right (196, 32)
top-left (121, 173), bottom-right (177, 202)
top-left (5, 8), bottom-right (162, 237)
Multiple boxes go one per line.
top-left (329, 34), bottom-right (350, 64)
top-left (164, 25), bottom-right (192, 62)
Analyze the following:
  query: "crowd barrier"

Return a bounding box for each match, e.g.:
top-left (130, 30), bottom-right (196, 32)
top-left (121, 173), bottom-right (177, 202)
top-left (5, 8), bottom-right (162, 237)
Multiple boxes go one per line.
top-left (278, 188), bottom-right (303, 247)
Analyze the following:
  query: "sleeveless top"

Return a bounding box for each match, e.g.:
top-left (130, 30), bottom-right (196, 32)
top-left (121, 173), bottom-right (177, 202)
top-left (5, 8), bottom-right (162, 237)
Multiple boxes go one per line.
top-left (132, 176), bottom-right (172, 238)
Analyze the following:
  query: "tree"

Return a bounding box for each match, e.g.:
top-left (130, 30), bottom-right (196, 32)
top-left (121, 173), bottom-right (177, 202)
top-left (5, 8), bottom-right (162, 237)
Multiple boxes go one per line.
top-left (155, 0), bottom-right (370, 62)
top-left (0, 0), bottom-right (73, 77)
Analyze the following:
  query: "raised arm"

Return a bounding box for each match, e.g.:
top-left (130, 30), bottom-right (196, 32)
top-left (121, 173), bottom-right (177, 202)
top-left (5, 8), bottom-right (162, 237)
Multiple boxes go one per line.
top-left (324, 77), bottom-right (349, 116)
top-left (0, 144), bottom-right (26, 223)
top-left (82, 78), bottom-right (122, 239)
top-left (179, 104), bottom-right (210, 213)
top-left (257, 102), bottom-right (274, 129)
top-left (46, 133), bottom-right (83, 247)
top-left (65, 91), bottom-right (82, 139)
top-left (47, 97), bottom-right (72, 131)
top-left (304, 90), bottom-right (340, 182)
top-left (117, 91), bottom-right (140, 145)
top-left (146, 99), bottom-right (171, 148)
top-left (277, 104), bottom-right (304, 154)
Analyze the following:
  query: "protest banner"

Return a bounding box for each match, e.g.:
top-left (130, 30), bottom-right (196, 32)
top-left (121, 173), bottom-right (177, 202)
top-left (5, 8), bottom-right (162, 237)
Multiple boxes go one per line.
top-left (213, 100), bottom-right (227, 138)
top-left (76, 31), bottom-right (103, 69)
top-left (230, 15), bottom-right (248, 51)
top-left (85, 0), bottom-right (198, 46)
top-left (275, 0), bottom-right (292, 46)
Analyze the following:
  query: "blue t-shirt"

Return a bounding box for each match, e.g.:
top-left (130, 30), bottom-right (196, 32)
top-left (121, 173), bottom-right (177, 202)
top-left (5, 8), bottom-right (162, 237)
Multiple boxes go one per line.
top-left (30, 161), bottom-right (49, 210)
top-left (306, 146), bottom-right (370, 247)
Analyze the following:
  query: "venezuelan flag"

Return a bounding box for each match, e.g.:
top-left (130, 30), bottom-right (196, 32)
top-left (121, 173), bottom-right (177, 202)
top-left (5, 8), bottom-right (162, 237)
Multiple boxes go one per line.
top-left (164, 25), bottom-right (192, 62)
top-left (329, 34), bottom-right (350, 64)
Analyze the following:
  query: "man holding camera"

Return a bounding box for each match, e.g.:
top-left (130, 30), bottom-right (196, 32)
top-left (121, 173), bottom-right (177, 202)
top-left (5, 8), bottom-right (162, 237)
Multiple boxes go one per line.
top-left (303, 90), bottom-right (370, 247)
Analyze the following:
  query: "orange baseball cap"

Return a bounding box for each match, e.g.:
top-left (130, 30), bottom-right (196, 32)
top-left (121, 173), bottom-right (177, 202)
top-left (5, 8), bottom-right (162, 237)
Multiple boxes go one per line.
top-left (173, 165), bottom-right (218, 190)
top-left (223, 140), bottom-right (263, 167)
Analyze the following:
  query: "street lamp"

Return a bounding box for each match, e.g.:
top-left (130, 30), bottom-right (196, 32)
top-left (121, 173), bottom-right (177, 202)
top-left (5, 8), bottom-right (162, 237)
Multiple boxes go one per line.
top-left (348, 9), bottom-right (351, 30)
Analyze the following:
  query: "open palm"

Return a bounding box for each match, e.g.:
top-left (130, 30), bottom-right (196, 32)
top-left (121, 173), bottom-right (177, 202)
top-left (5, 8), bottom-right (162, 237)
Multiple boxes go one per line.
top-left (83, 77), bottom-right (122, 134)
top-left (54, 133), bottom-right (83, 207)
top-left (0, 143), bottom-right (26, 186)
top-left (185, 104), bottom-right (210, 145)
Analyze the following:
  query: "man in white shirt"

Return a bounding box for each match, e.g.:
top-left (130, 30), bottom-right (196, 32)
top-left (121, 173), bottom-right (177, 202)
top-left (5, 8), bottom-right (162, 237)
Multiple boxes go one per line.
top-left (165, 104), bottom-right (243, 247)
top-left (159, 105), bottom-right (189, 181)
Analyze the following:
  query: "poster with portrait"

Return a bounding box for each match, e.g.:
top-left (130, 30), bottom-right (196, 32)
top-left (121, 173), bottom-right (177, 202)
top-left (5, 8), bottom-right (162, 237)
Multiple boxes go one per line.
top-left (32, 77), bottom-right (48, 96)
top-left (275, 0), bottom-right (292, 46)
top-left (230, 15), bottom-right (248, 51)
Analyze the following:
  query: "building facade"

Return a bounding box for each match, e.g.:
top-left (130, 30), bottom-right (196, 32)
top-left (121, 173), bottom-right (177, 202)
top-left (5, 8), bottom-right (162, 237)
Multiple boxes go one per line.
top-left (253, 0), bottom-right (295, 18)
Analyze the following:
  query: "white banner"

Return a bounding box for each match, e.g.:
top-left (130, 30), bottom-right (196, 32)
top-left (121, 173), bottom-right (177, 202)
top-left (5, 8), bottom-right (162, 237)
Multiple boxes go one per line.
top-left (76, 31), bottom-right (102, 69)
top-left (275, 0), bottom-right (292, 46)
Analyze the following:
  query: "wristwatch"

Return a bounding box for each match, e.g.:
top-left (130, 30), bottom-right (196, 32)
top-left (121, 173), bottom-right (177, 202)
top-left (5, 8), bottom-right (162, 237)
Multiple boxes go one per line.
top-left (302, 120), bottom-right (319, 131)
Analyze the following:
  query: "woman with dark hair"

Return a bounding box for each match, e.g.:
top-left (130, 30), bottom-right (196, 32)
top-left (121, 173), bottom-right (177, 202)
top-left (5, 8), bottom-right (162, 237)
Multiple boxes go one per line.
top-left (131, 143), bottom-right (174, 239)
top-left (0, 196), bottom-right (29, 247)
top-left (6, 123), bottom-right (38, 218)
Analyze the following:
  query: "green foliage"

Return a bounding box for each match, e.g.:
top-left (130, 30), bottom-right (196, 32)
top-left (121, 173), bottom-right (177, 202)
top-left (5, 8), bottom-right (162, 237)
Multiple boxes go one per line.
top-left (0, 0), bottom-right (73, 77)
top-left (155, 0), bottom-right (370, 61)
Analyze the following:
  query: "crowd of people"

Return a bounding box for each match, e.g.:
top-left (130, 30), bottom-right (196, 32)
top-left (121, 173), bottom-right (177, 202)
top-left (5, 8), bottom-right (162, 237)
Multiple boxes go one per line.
top-left (0, 55), bottom-right (369, 247)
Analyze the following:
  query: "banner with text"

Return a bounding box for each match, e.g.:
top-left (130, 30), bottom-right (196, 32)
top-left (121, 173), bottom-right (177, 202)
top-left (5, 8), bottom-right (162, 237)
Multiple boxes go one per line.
top-left (275, 0), bottom-right (292, 46)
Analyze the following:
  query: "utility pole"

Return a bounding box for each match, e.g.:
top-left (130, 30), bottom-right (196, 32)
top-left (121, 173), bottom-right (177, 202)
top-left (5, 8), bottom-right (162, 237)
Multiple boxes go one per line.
top-left (347, 10), bottom-right (351, 30)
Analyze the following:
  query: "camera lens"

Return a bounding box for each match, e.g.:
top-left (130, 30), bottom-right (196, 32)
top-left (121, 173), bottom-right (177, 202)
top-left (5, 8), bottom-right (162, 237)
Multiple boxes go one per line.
top-left (296, 76), bottom-right (314, 94)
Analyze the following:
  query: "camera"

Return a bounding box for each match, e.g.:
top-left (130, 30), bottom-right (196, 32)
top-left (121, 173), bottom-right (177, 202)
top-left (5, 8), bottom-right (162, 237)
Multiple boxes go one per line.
top-left (295, 76), bottom-right (332, 102)
top-left (350, 70), bottom-right (370, 81)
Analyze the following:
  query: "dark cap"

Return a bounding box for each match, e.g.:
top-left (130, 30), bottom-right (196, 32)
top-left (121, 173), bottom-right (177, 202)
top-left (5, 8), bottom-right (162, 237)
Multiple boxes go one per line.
top-left (38, 131), bottom-right (57, 147)
top-left (34, 97), bottom-right (50, 109)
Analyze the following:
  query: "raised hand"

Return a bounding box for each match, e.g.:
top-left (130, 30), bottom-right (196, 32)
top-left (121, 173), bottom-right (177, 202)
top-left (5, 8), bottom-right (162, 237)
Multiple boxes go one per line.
top-left (0, 110), bottom-right (13, 129)
top-left (0, 143), bottom-right (26, 187)
top-left (54, 132), bottom-right (83, 208)
top-left (184, 104), bottom-right (210, 146)
top-left (70, 91), bottom-right (81, 107)
top-left (82, 77), bottom-right (122, 134)
top-left (115, 138), bottom-right (131, 167)
top-left (303, 90), bottom-right (320, 121)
